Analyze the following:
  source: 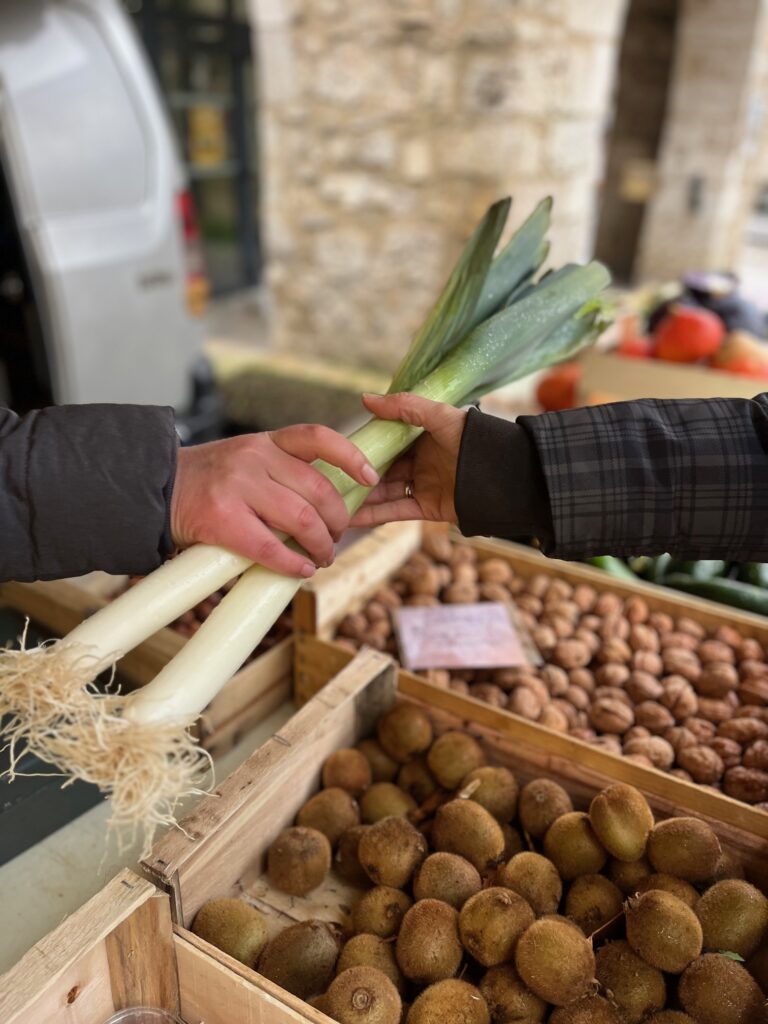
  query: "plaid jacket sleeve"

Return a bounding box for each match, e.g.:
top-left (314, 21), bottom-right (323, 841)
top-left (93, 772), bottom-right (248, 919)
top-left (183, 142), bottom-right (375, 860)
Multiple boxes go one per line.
top-left (519, 395), bottom-right (768, 561)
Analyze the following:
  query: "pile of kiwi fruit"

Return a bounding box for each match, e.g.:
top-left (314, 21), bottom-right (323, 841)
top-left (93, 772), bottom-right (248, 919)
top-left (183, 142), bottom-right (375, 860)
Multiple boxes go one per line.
top-left (191, 703), bottom-right (768, 1023)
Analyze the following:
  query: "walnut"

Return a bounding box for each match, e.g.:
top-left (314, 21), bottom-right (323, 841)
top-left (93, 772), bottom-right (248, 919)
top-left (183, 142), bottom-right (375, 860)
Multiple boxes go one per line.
top-left (569, 668), bottom-right (596, 694)
top-left (469, 683), bottom-right (507, 707)
top-left (422, 531), bottom-right (454, 562)
top-left (519, 611), bottom-right (538, 632)
top-left (571, 727), bottom-right (597, 742)
top-left (572, 584), bottom-right (597, 613)
top-left (552, 698), bottom-right (579, 727)
top-left (590, 697), bottom-right (635, 734)
top-left (507, 686), bottom-right (544, 720)
top-left (532, 625), bottom-right (557, 653)
top-left (696, 662), bottom-right (739, 698)
top-left (453, 562), bottom-right (479, 586)
top-left (544, 615), bottom-right (575, 640)
top-left (739, 679), bottom-right (768, 706)
top-left (581, 614), bottom-right (602, 632)
top-left (480, 582), bottom-right (512, 603)
top-left (516, 593), bottom-right (543, 617)
top-left (660, 676), bottom-right (699, 720)
top-left (632, 650), bottom-right (663, 677)
top-left (599, 616), bottom-right (631, 643)
top-left (449, 679), bottom-right (470, 695)
top-left (624, 736), bottom-right (675, 771)
top-left (664, 726), bottom-right (699, 754)
top-left (337, 612), bottom-right (368, 639)
top-left (676, 616), bottom-right (706, 640)
top-left (508, 577), bottom-right (525, 596)
top-left (437, 565), bottom-right (454, 588)
top-left (374, 586), bottom-right (402, 610)
top-left (625, 753), bottom-right (655, 769)
top-left (629, 624), bottom-right (660, 653)
top-left (513, 676), bottom-right (550, 704)
top-left (738, 660), bottom-right (768, 682)
top-left (361, 630), bottom-right (387, 651)
top-left (743, 740), bottom-right (768, 771)
top-left (713, 624), bottom-right (744, 649)
top-left (624, 595), bottom-right (650, 624)
top-left (573, 628), bottom-right (600, 655)
top-left (697, 698), bottom-right (734, 725)
top-left (595, 664), bottom-right (630, 688)
top-left (443, 582), bottom-right (479, 604)
top-left (735, 706), bottom-right (768, 722)
top-left (595, 592), bottom-right (623, 617)
top-left (574, 710), bottom-right (590, 730)
top-left (717, 718), bottom-right (768, 745)
top-left (670, 768), bottom-right (694, 782)
top-left (526, 573), bottom-right (550, 599)
top-left (661, 631), bottom-right (699, 652)
top-left (392, 578), bottom-right (409, 597)
top-left (662, 649), bottom-right (701, 683)
top-left (367, 618), bottom-right (393, 640)
top-left (365, 600), bottom-right (390, 624)
top-left (698, 640), bottom-right (736, 665)
top-left (649, 610), bottom-right (674, 634)
top-left (723, 766), bottom-right (768, 804)
top-left (564, 685), bottom-right (591, 711)
top-left (539, 704), bottom-right (571, 732)
top-left (406, 594), bottom-right (441, 607)
top-left (547, 578), bottom-right (573, 601)
top-left (594, 686), bottom-right (633, 707)
top-left (596, 638), bottom-right (633, 665)
top-left (635, 702), bottom-right (675, 734)
top-left (450, 544), bottom-right (476, 566)
top-left (548, 600), bottom-right (582, 625)
top-left (492, 667), bottom-right (531, 690)
top-left (739, 637), bottom-right (765, 662)
top-left (541, 665), bottom-right (570, 697)
top-left (552, 639), bottom-right (592, 670)
top-left (624, 725), bottom-right (652, 743)
top-left (626, 671), bottom-right (664, 703)
top-left (423, 669), bottom-right (450, 688)
top-left (677, 745), bottom-right (725, 784)
top-left (685, 717), bottom-right (716, 742)
top-left (335, 637), bottom-right (359, 653)
top-left (589, 734), bottom-right (623, 755)
top-left (707, 736), bottom-right (743, 770)
top-left (478, 558), bottom-right (513, 585)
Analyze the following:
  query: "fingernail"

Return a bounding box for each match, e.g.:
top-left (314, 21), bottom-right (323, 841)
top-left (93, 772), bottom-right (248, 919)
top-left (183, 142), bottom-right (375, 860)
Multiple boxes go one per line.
top-left (301, 562), bottom-right (316, 578)
top-left (362, 392), bottom-right (384, 400)
top-left (362, 463), bottom-right (380, 486)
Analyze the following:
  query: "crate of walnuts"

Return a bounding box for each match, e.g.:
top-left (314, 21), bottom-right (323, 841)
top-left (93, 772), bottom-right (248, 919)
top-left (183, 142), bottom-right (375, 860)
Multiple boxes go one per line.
top-left (143, 635), bottom-right (768, 1024)
top-left (294, 523), bottom-right (768, 812)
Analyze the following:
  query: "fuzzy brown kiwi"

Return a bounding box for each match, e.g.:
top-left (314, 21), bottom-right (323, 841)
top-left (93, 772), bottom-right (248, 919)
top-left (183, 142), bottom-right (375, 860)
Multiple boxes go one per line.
top-left (594, 939), bottom-right (666, 1024)
top-left (461, 765), bottom-right (518, 822)
top-left (514, 916), bottom-right (595, 1006)
top-left (323, 748), bottom-right (373, 796)
top-left (432, 799), bottom-right (505, 872)
top-left (360, 783), bottom-right (417, 824)
top-left (426, 731), bottom-right (486, 790)
top-left (377, 705), bottom-right (433, 764)
top-left (406, 980), bottom-right (490, 1024)
top-left (695, 879), bottom-right (768, 958)
top-left (326, 966), bottom-right (402, 1024)
top-left (459, 887), bottom-right (535, 967)
top-left (297, 787), bottom-right (360, 846)
top-left (478, 963), bottom-right (546, 1024)
top-left (337, 934), bottom-right (405, 994)
top-left (549, 995), bottom-right (626, 1024)
top-left (607, 855), bottom-right (652, 895)
top-left (335, 825), bottom-right (372, 888)
top-left (267, 826), bottom-right (332, 897)
top-left (711, 848), bottom-right (746, 882)
top-left (358, 817), bottom-right (428, 888)
top-left (636, 873), bottom-right (699, 907)
top-left (646, 817), bottom-right (722, 883)
top-left (352, 887), bottom-right (413, 939)
top-left (643, 1014), bottom-right (696, 1024)
top-left (543, 812), bottom-right (607, 880)
top-left (501, 823), bottom-right (524, 860)
top-left (564, 874), bottom-right (623, 935)
top-left (625, 890), bottom-right (703, 973)
top-left (257, 919), bottom-right (340, 998)
top-left (395, 899), bottom-right (463, 985)
top-left (307, 993), bottom-right (331, 1014)
top-left (413, 852), bottom-right (482, 909)
top-left (679, 953), bottom-right (767, 1024)
top-left (358, 739), bottom-right (399, 782)
top-left (397, 758), bottom-right (438, 803)
top-left (497, 851), bottom-right (562, 917)
top-left (588, 783), bottom-right (654, 862)
top-left (191, 898), bottom-right (268, 965)
top-left (518, 778), bottom-right (573, 838)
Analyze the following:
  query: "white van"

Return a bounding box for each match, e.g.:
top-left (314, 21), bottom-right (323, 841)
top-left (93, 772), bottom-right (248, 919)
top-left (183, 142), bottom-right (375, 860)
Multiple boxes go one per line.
top-left (0, 0), bottom-right (218, 438)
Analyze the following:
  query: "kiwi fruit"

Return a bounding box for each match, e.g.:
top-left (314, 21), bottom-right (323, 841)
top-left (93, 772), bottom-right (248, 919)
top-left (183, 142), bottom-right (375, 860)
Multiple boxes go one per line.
top-left (514, 916), bottom-right (595, 1006)
top-left (406, 979), bottom-right (490, 1024)
top-left (625, 890), bottom-right (703, 973)
top-left (358, 739), bottom-right (399, 782)
top-left (478, 963), bottom-right (546, 1024)
top-left (565, 874), bottom-right (623, 935)
top-left (518, 778), bottom-right (573, 838)
top-left (308, 993), bottom-right (331, 1014)
top-left (337, 934), bottom-right (405, 993)
top-left (397, 758), bottom-right (438, 802)
top-left (361, 783), bottom-right (417, 824)
top-left (647, 817), bottom-right (722, 882)
top-left (461, 765), bottom-right (518, 822)
top-left (589, 783), bottom-right (654, 862)
top-left (358, 816), bottom-right (427, 888)
top-left (191, 897), bottom-right (268, 965)
top-left (711, 847), bottom-right (746, 882)
top-left (396, 899), bottom-right (463, 985)
top-left (427, 731), bottom-right (486, 790)
top-left (594, 939), bottom-right (666, 1024)
top-left (643, 1015), bottom-right (696, 1024)
top-left (432, 799), bottom-right (505, 872)
top-left (323, 748), bottom-right (373, 796)
top-left (549, 995), bottom-right (626, 1024)
top-left (459, 887), bottom-right (535, 967)
top-left (335, 825), bottom-right (372, 887)
top-left (267, 826), bottom-right (331, 896)
top-left (543, 811), bottom-right (608, 880)
top-left (747, 942), bottom-right (768, 992)
top-left (413, 852), bottom-right (482, 909)
top-left (257, 919), bottom-right (340, 998)
top-left (353, 886), bottom-right (413, 939)
top-left (695, 879), bottom-right (768, 958)
top-left (377, 704), bottom-right (434, 764)
top-left (326, 966), bottom-right (402, 1024)
top-left (297, 787), bottom-right (360, 846)
top-left (497, 851), bottom-right (562, 917)
top-left (679, 953), bottom-right (767, 1024)
top-left (636, 873), bottom-right (699, 907)
top-left (608, 855), bottom-right (652, 895)
top-left (501, 823), bottom-right (524, 860)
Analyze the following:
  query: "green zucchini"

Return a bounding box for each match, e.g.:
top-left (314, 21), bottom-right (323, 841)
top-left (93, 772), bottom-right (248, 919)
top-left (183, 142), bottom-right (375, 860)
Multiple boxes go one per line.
top-left (648, 553), bottom-right (673, 582)
top-left (739, 562), bottom-right (768, 588)
top-left (587, 556), bottom-right (638, 581)
top-left (676, 560), bottom-right (729, 581)
top-left (662, 573), bottom-right (768, 616)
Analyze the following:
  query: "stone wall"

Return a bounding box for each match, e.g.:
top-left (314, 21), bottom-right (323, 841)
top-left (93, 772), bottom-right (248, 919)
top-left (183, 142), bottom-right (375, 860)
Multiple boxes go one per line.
top-left (250, 0), bottom-right (627, 372)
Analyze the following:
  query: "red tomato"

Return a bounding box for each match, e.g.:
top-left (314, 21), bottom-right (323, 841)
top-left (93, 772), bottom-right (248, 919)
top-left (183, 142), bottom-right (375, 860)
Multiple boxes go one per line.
top-left (653, 305), bottom-right (725, 362)
top-left (617, 335), bottom-right (653, 359)
top-left (536, 363), bottom-right (582, 412)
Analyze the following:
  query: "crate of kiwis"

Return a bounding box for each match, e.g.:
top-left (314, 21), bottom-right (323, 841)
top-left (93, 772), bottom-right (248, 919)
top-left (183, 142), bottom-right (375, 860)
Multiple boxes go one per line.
top-left (143, 635), bottom-right (768, 1024)
top-left (294, 523), bottom-right (768, 813)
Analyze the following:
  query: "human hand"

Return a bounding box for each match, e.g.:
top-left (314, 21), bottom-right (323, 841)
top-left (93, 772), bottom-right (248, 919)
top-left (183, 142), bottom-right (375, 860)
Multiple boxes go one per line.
top-left (351, 393), bottom-right (466, 527)
top-left (171, 425), bottom-right (379, 577)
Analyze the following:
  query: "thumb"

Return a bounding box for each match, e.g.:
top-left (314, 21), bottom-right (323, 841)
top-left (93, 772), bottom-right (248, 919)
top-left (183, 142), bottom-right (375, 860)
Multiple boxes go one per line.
top-left (362, 392), bottom-right (443, 429)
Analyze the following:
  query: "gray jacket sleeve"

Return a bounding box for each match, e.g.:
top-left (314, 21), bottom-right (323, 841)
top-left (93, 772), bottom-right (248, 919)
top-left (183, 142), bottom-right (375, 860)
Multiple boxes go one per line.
top-left (0, 404), bottom-right (178, 582)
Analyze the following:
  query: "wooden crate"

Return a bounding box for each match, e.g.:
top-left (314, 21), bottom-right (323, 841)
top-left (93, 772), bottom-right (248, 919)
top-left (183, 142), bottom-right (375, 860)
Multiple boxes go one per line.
top-left (140, 635), bottom-right (768, 1024)
top-left (0, 576), bottom-right (293, 757)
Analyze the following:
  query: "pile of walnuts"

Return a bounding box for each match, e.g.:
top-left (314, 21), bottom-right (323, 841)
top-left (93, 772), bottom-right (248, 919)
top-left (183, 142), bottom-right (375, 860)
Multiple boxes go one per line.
top-left (334, 534), bottom-right (768, 807)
